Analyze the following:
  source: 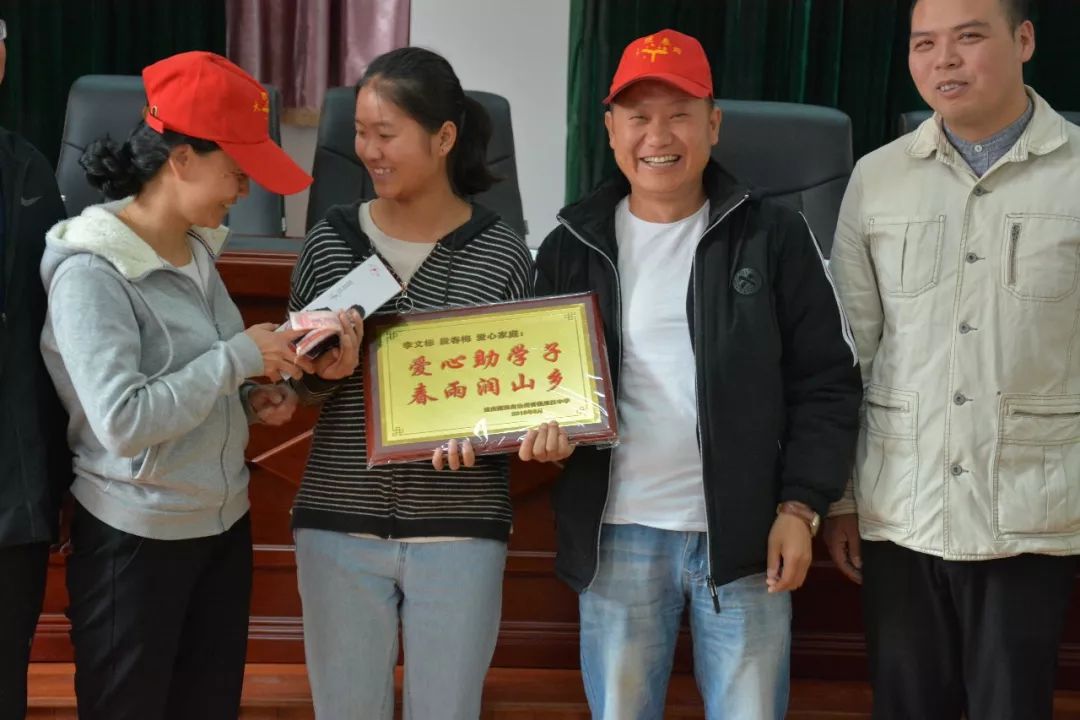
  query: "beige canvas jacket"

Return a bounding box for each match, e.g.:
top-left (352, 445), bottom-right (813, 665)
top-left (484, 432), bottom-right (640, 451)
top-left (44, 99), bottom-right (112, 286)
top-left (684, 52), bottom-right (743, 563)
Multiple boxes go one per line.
top-left (830, 88), bottom-right (1080, 559)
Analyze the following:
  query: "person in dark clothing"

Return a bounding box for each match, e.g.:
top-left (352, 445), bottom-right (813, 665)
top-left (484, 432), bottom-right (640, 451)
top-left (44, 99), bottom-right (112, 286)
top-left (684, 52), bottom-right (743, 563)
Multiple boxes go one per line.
top-left (524, 29), bottom-right (862, 720)
top-left (0, 16), bottom-right (71, 718)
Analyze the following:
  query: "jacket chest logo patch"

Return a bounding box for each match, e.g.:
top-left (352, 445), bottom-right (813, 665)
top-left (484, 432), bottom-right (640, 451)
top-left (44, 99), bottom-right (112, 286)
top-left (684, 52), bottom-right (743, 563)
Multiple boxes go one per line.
top-left (733, 267), bottom-right (762, 295)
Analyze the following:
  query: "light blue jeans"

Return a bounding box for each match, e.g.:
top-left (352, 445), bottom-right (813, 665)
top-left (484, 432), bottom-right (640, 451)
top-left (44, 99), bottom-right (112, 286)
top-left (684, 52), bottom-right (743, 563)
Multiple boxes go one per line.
top-left (579, 523), bottom-right (791, 720)
top-left (294, 529), bottom-right (507, 720)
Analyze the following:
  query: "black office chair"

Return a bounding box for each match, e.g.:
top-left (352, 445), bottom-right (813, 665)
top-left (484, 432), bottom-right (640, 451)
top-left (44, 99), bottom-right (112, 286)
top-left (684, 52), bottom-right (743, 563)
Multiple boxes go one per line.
top-left (896, 109), bottom-right (1080, 137)
top-left (56, 75), bottom-right (287, 237)
top-left (305, 86), bottom-right (526, 238)
top-left (712, 99), bottom-right (853, 255)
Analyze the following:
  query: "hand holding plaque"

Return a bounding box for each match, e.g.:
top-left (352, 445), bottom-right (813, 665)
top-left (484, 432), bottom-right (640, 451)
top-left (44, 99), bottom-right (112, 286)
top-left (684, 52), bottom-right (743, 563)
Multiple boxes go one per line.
top-left (517, 421), bottom-right (575, 464)
top-left (433, 421), bottom-right (576, 471)
top-left (363, 292), bottom-right (618, 466)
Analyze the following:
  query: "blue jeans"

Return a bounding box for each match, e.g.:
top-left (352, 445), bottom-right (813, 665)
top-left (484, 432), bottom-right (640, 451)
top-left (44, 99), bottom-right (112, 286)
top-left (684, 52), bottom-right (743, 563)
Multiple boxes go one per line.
top-left (579, 523), bottom-right (791, 720)
top-left (295, 529), bottom-right (507, 720)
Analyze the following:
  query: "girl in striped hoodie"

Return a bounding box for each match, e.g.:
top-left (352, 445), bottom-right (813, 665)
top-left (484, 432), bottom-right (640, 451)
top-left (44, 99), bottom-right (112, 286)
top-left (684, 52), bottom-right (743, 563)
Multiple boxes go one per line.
top-left (289, 47), bottom-right (533, 720)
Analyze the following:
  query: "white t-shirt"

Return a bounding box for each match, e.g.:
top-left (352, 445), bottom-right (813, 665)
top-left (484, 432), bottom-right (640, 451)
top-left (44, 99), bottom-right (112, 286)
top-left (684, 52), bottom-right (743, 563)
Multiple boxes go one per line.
top-left (605, 197), bottom-right (709, 532)
top-left (175, 261), bottom-right (203, 294)
top-left (359, 201), bottom-right (436, 284)
top-left (172, 239), bottom-right (209, 296)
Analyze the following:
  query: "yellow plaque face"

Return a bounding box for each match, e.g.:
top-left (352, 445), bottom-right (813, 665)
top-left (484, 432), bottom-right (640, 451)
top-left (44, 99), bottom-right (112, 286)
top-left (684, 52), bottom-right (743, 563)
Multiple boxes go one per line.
top-left (363, 293), bottom-right (617, 465)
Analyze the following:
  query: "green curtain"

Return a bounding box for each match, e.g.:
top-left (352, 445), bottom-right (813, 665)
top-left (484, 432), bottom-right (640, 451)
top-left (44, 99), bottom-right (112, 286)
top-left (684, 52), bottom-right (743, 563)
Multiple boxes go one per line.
top-left (0, 0), bottom-right (226, 168)
top-left (566, 0), bottom-right (1080, 203)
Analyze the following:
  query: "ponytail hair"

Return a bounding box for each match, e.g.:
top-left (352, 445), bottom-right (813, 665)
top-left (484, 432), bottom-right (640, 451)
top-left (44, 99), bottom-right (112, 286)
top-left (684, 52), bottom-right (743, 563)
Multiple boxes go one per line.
top-left (80, 121), bottom-right (219, 199)
top-left (356, 46), bottom-right (498, 196)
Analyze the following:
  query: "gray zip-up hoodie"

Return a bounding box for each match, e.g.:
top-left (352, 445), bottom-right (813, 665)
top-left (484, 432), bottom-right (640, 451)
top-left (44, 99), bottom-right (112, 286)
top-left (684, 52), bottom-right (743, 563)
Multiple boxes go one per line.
top-left (40, 200), bottom-right (264, 540)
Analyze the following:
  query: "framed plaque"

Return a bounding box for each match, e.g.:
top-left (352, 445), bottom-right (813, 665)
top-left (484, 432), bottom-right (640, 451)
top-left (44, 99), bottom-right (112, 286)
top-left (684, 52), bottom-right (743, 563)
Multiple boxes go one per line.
top-left (363, 292), bottom-right (617, 465)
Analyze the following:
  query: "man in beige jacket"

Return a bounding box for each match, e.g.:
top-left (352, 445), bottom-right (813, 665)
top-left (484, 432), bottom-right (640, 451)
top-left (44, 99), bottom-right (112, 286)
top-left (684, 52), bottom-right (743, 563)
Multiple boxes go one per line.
top-left (824, 0), bottom-right (1080, 717)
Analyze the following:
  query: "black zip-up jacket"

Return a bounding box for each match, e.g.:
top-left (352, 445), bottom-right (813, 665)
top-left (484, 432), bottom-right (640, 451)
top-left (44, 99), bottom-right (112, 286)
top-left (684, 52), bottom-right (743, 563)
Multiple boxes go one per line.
top-left (534, 161), bottom-right (862, 594)
top-left (0, 128), bottom-right (70, 547)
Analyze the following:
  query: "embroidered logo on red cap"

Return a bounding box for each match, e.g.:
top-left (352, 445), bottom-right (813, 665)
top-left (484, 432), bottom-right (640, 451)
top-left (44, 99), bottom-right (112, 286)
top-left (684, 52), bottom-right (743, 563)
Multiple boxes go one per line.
top-left (603, 29), bottom-right (713, 105)
top-left (253, 92), bottom-right (269, 115)
top-left (636, 35), bottom-right (683, 63)
top-left (140, 51), bottom-right (311, 195)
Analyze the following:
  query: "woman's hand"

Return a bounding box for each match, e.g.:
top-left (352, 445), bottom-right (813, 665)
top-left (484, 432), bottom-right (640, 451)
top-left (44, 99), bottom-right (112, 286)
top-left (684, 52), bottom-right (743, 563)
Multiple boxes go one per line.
top-left (432, 437), bottom-right (476, 471)
top-left (248, 383), bottom-right (299, 426)
top-left (244, 323), bottom-right (308, 381)
top-left (295, 309), bottom-right (364, 381)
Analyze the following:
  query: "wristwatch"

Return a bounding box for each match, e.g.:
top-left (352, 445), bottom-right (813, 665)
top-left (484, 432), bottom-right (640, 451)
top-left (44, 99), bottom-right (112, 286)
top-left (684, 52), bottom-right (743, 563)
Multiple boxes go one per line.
top-left (776, 501), bottom-right (821, 537)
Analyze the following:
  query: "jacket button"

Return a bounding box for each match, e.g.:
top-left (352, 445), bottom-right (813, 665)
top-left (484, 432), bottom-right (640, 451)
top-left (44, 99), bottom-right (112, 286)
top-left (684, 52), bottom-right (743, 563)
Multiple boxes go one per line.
top-left (966, 252), bottom-right (980, 264)
top-left (950, 463), bottom-right (964, 477)
top-left (959, 322), bottom-right (973, 334)
top-left (973, 186), bottom-right (987, 196)
top-left (953, 392), bottom-right (969, 405)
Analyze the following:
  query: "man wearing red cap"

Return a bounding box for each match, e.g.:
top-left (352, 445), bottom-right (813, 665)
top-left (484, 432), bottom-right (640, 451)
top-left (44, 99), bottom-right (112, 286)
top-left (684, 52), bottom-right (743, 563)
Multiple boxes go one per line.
top-left (529, 29), bottom-right (861, 719)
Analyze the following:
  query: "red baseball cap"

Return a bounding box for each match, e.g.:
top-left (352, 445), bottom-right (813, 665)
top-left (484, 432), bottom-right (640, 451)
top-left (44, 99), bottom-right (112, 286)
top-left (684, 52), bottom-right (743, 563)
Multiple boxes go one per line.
top-left (142, 51), bottom-right (312, 195)
top-left (603, 29), bottom-right (713, 105)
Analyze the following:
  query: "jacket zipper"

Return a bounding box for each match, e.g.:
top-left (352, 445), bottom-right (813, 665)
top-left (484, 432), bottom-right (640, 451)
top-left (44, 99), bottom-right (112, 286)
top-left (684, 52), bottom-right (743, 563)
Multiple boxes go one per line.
top-left (558, 191), bottom-right (749, 603)
top-left (363, 244), bottom-right (415, 314)
top-left (363, 238), bottom-right (448, 535)
top-left (1010, 408), bottom-right (1080, 419)
top-left (556, 215), bottom-right (622, 592)
top-left (369, 244), bottom-right (433, 533)
top-left (1006, 222), bottom-right (1021, 287)
top-left (866, 399), bottom-right (908, 413)
top-left (6, 158), bottom-right (34, 534)
top-left (205, 266), bottom-right (233, 530)
top-left (218, 393), bottom-right (232, 529)
top-left (693, 193), bottom-right (749, 612)
top-left (0, 158), bottom-right (30, 330)
top-left (168, 244), bottom-right (232, 528)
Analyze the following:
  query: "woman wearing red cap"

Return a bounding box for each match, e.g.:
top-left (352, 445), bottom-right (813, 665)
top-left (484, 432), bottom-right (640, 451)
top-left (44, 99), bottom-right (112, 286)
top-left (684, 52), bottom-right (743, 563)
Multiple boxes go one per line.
top-left (39, 52), bottom-right (320, 720)
top-left (287, 47), bottom-right (535, 719)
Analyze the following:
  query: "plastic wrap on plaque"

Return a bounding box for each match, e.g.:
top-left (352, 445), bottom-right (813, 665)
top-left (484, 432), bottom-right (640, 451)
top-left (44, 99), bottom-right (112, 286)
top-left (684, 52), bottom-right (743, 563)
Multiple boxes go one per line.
top-left (363, 292), bottom-right (618, 466)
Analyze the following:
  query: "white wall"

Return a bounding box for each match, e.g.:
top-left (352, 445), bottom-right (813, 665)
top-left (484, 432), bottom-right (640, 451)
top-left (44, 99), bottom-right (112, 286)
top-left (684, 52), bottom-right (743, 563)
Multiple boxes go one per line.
top-left (279, 0), bottom-right (570, 244)
top-left (410, 0), bottom-right (570, 245)
top-left (281, 123), bottom-right (317, 238)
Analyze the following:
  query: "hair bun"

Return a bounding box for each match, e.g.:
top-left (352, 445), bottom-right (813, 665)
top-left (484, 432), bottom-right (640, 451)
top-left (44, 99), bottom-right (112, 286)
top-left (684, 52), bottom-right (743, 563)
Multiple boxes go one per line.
top-left (80, 138), bottom-right (141, 199)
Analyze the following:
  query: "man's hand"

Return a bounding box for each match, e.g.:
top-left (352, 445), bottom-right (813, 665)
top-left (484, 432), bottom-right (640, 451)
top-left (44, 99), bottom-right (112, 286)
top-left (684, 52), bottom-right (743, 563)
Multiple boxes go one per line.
top-left (823, 513), bottom-right (863, 584)
top-left (766, 512), bottom-right (813, 593)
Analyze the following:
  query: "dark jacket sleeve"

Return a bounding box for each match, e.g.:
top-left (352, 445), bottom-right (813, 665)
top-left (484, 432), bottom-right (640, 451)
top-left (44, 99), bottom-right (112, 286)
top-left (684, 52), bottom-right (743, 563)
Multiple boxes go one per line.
top-left (772, 208), bottom-right (862, 518)
top-left (533, 227), bottom-right (566, 298)
top-left (27, 149), bottom-right (72, 504)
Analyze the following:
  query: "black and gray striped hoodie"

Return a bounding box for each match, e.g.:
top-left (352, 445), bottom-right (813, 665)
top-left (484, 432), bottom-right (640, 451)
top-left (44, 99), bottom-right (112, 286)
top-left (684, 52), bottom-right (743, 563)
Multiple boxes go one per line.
top-left (288, 201), bottom-right (533, 541)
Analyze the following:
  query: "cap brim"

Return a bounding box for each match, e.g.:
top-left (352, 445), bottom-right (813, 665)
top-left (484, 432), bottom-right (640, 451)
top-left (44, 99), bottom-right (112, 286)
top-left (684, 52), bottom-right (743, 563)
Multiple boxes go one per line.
top-left (219, 138), bottom-right (313, 195)
top-left (603, 73), bottom-right (712, 105)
